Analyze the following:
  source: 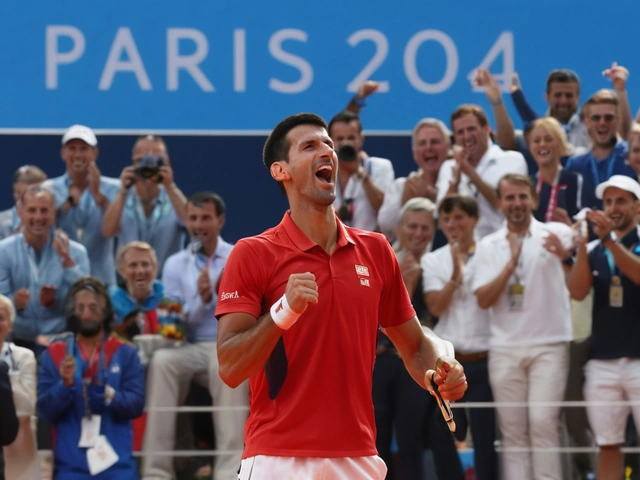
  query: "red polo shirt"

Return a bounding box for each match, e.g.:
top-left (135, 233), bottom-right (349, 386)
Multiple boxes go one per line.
top-left (216, 212), bottom-right (415, 458)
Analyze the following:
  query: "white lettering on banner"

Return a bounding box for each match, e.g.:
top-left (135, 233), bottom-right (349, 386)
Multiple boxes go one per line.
top-left (167, 28), bottom-right (215, 92)
top-left (220, 291), bottom-right (239, 301)
top-left (467, 31), bottom-right (514, 93)
top-left (99, 28), bottom-right (152, 91)
top-left (233, 29), bottom-right (246, 92)
top-left (268, 29), bottom-right (313, 94)
top-left (346, 29), bottom-right (390, 93)
top-left (46, 25), bottom-right (85, 89)
top-left (403, 30), bottom-right (458, 94)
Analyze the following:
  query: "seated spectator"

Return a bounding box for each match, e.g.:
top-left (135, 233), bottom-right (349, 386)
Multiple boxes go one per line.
top-left (473, 174), bottom-right (574, 480)
top-left (626, 122), bottom-right (640, 181)
top-left (422, 195), bottom-right (497, 480)
top-left (436, 104), bottom-right (528, 237)
top-left (143, 192), bottom-right (248, 480)
top-left (0, 294), bottom-right (39, 479)
top-left (378, 118), bottom-right (451, 242)
top-left (329, 111), bottom-right (395, 231)
top-left (527, 117), bottom-right (583, 224)
top-left (568, 176), bottom-right (640, 480)
top-left (374, 197), bottom-right (464, 480)
top-left (37, 276), bottom-right (145, 479)
top-left (109, 241), bottom-right (175, 342)
top-left (102, 135), bottom-right (187, 274)
top-left (44, 125), bottom-right (120, 285)
top-left (565, 89), bottom-right (636, 210)
top-left (0, 165), bottom-right (47, 240)
top-left (0, 185), bottom-right (90, 356)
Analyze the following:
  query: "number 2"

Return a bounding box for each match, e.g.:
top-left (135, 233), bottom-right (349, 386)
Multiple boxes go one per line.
top-left (346, 29), bottom-right (390, 93)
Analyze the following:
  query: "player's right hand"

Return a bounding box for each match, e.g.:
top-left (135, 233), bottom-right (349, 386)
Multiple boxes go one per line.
top-left (14, 288), bottom-right (30, 310)
top-left (285, 272), bottom-right (318, 314)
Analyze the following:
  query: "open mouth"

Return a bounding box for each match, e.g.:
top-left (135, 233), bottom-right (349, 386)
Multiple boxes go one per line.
top-left (315, 164), bottom-right (333, 184)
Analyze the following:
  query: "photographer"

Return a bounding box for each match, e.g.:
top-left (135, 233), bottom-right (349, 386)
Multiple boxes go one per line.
top-left (329, 111), bottom-right (394, 232)
top-left (102, 135), bottom-right (188, 274)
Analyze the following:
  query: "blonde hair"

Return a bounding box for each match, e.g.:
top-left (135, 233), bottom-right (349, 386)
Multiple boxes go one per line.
top-left (584, 89), bottom-right (619, 117)
top-left (527, 117), bottom-right (568, 157)
top-left (0, 294), bottom-right (16, 324)
top-left (116, 241), bottom-right (158, 272)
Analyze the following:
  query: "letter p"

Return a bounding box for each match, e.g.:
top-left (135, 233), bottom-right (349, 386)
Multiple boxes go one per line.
top-left (46, 25), bottom-right (85, 89)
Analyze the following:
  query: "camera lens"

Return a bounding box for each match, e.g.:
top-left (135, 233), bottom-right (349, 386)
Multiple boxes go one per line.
top-left (337, 144), bottom-right (357, 162)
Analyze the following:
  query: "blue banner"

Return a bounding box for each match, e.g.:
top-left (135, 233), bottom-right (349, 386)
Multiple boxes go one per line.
top-left (1, 0), bottom-right (637, 131)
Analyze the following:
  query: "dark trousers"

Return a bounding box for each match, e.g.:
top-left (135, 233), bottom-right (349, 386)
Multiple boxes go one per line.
top-left (373, 352), bottom-right (463, 480)
top-left (454, 357), bottom-right (498, 480)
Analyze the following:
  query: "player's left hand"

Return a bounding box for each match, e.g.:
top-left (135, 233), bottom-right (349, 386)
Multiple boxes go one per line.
top-left (426, 356), bottom-right (467, 401)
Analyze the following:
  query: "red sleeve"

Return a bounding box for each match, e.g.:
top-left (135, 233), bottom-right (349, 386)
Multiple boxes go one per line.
top-left (377, 239), bottom-right (416, 329)
top-left (215, 239), bottom-right (268, 320)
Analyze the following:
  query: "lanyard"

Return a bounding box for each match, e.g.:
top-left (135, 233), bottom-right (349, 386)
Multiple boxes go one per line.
top-left (3, 344), bottom-right (17, 371)
top-left (338, 159), bottom-right (372, 203)
top-left (536, 171), bottom-right (561, 223)
top-left (588, 152), bottom-right (616, 187)
top-left (81, 343), bottom-right (106, 418)
top-left (130, 194), bottom-right (163, 242)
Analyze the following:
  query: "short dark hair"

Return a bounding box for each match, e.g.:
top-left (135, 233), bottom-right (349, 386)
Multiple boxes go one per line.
top-left (497, 173), bottom-right (537, 200)
top-left (546, 69), bottom-right (581, 95)
top-left (450, 104), bottom-right (489, 130)
top-left (187, 191), bottom-right (226, 216)
top-left (65, 276), bottom-right (114, 334)
top-left (438, 195), bottom-right (479, 218)
top-left (263, 113), bottom-right (328, 195)
top-left (327, 111), bottom-right (362, 137)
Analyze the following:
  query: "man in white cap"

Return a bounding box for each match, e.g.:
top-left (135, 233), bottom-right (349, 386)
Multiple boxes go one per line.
top-left (568, 175), bottom-right (640, 480)
top-left (44, 125), bottom-right (120, 285)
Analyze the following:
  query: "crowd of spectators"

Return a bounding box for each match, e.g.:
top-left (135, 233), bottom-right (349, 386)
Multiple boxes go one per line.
top-left (0, 61), bottom-right (639, 480)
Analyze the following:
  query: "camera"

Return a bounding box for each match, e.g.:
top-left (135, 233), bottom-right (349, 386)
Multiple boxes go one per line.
top-left (337, 144), bottom-right (357, 162)
top-left (135, 154), bottom-right (165, 183)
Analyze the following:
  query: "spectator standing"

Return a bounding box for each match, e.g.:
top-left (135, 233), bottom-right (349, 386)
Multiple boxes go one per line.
top-left (37, 276), bottom-right (145, 479)
top-left (473, 174), bottom-right (573, 480)
top-left (378, 118), bottom-right (451, 242)
top-left (329, 111), bottom-right (395, 232)
top-left (143, 192), bottom-right (248, 480)
top-left (44, 125), bottom-right (120, 285)
top-left (0, 166), bottom-right (47, 240)
top-left (436, 105), bottom-right (528, 238)
top-left (0, 294), bottom-right (39, 480)
top-left (568, 176), bottom-right (640, 480)
top-left (0, 186), bottom-right (89, 355)
top-left (422, 195), bottom-right (497, 480)
top-left (102, 135), bottom-right (187, 274)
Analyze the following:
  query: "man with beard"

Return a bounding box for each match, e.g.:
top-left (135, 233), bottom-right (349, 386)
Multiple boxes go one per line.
top-left (472, 173), bottom-right (574, 480)
top-left (102, 135), bottom-right (188, 274)
top-left (143, 191), bottom-right (248, 480)
top-left (44, 125), bottom-right (121, 285)
top-left (0, 186), bottom-right (89, 355)
top-left (37, 276), bottom-right (145, 479)
top-left (566, 90), bottom-right (636, 210)
top-left (215, 113), bottom-right (467, 479)
top-left (568, 176), bottom-right (640, 480)
top-left (436, 105), bottom-right (528, 238)
top-left (378, 118), bottom-right (451, 243)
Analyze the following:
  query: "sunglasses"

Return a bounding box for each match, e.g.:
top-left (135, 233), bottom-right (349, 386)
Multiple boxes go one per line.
top-left (589, 114), bottom-right (616, 123)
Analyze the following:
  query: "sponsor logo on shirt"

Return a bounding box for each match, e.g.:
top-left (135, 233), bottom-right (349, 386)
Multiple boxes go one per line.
top-left (355, 264), bottom-right (369, 277)
top-left (360, 278), bottom-right (370, 287)
top-left (220, 291), bottom-right (239, 301)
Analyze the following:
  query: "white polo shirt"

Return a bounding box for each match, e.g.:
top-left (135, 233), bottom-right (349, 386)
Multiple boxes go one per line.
top-left (421, 244), bottom-right (491, 353)
top-left (471, 218), bottom-right (573, 348)
top-left (333, 156), bottom-right (395, 232)
top-left (436, 144), bottom-right (528, 238)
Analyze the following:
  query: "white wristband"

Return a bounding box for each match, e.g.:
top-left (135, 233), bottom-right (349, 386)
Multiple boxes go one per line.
top-left (270, 293), bottom-right (301, 330)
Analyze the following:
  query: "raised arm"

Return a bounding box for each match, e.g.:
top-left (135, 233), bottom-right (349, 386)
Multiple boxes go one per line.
top-left (102, 167), bottom-right (135, 237)
top-left (475, 68), bottom-right (517, 151)
top-left (509, 73), bottom-right (540, 125)
top-left (603, 63), bottom-right (632, 140)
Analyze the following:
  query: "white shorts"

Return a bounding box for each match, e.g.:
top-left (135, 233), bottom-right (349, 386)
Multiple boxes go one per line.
top-left (584, 358), bottom-right (640, 446)
top-left (238, 455), bottom-right (387, 480)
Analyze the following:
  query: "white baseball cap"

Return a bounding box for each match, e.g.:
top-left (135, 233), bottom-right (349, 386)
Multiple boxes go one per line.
top-left (595, 175), bottom-right (640, 200)
top-left (61, 124), bottom-right (97, 147)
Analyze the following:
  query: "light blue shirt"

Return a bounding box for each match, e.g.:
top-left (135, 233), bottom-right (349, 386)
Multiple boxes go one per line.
top-left (44, 174), bottom-right (120, 286)
top-left (161, 238), bottom-right (233, 342)
top-left (118, 187), bottom-right (182, 274)
top-left (0, 232), bottom-right (90, 340)
top-left (0, 207), bottom-right (19, 240)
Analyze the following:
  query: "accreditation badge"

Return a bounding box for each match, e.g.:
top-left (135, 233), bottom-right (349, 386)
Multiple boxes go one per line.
top-left (609, 275), bottom-right (623, 308)
top-left (509, 283), bottom-right (525, 311)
